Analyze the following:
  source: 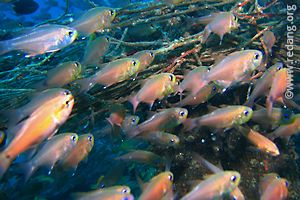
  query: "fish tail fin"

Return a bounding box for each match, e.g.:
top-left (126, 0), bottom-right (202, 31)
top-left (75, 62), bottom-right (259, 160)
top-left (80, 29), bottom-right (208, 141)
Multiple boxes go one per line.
top-left (202, 26), bottom-right (212, 43)
top-left (0, 41), bottom-right (10, 56)
top-left (20, 161), bottom-right (36, 182)
top-left (128, 95), bottom-right (139, 113)
top-left (0, 152), bottom-right (12, 178)
top-left (74, 78), bottom-right (95, 93)
top-left (183, 118), bottom-right (197, 131)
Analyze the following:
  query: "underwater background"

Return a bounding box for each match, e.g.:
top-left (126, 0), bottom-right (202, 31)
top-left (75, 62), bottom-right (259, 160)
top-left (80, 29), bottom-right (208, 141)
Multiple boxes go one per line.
top-left (0, 0), bottom-right (299, 199)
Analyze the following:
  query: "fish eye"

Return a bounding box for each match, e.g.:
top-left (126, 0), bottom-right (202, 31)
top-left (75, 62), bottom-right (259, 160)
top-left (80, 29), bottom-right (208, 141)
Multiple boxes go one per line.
top-left (232, 196), bottom-right (237, 200)
top-left (100, 184), bottom-right (105, 188)
top-left (168, 174), bottom-right (173, 181)
top-left (70, 135), bottom-right (77, 141)
top-left (67, 31), bottom-right (74, 37)
top-left (121, 188), bottom-right (128, 194)
top-left (109, 9), bottom-right (115, 16)
top-left (105, 36), bottom-right (110, 42)
top-left (74, 61), bottom-right (80, 68)
top-left (212, 86), bottom-right (217, 91)
top-left (169, 74), bottom-right (174, 82)
top-left (244, 110), bottom-right (249, 116)
top-left (285, 180), bottom-right (289, 187)
top-left (65, 100), bottom-right (70, 107)
top-left (179, 110), bottom-right (185, 117)
top-left (230, 175), bottom-right (237, 182)
top-left (132, 60), bottom-right (137, 66)
top-left (149, 52), bottom-right (154, 57)
top-left (63, 90), bottom-right (71, 96)
top-left (87, 136), bottom-right (93, 142)
top-left (254, 53), bottom-right (260, 60)
top-left (131, 118), bottom-right (136, 123)
top-left (170, 139), bottom-right (175, 143)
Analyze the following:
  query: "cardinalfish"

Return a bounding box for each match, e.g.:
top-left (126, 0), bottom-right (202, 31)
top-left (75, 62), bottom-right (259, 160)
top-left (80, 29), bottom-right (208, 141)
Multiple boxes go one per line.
top-left (268, 114), bottom-right (300, 140)
top-left (33, 61), bottom-right (82, 89)
top-left (70, 7), bottom-right (116, 36)
top-left (262, 31), bottom-right (276, 55)
top-left (0, 89), bottom-right (74, 178)
top-left (115, 150), bottom-right (164, 166)
top-left (0, 24), bottom-right (77, 57)
top-left (266, 68), bottom-right (288, 116)
top-left (174, 82), bottom-right (222, 107)
top-left (73, 185), bottom-right (133, 200)
top-left (76, 58), bottom-right (140, 92)
top-left (129, 73), bottom-right (178, 112)
top-left (2, 88), bottom-right (73, 127)
top-left (202, 12), bottom-right (239, 44)
top-left (130, 50), bottom-right (156, 74)
top-left (127, 107), bottom-right (188, 138)
top-left (61, 134), bottom-right (94, 171)
top-left (191, 12), bottom-right (223, 26)
top-left (184, 106), bottom-right (253, 131)
top-left (139, 171), bottom-right (174, 200)
top-left (237, 127), bottom-right (280, 156)
top-left (245, 62), bottom-right (283, 107)
top-left (193, 154), bottom-right (245, 200)
top-left (201, 50), bottom-right (263, 90)
top-left (20, 133), bottom-right (78, 180)
top-left (260, 174), bottom-right (289, 200)
top-left (177, 66), bottom-right (209, 96)
top-left (181, 171), bottom-right (241, 200)
top-left (251, 106), bottom-right (295, 127)
top-left (138, 131), bottom-right (180, 147)
top-left (122, 115), bottom-right (140, 133)
top-left (82, 35), bottom-right (110, 66)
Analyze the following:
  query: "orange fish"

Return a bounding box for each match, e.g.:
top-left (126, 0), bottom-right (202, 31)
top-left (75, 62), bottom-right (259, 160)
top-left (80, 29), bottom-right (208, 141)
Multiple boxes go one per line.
top-left (266, 68), bottom-right (288, 116)
top-left (131, 50), bottom-right (156, 74)
top-left (184, 106), bottom-right (253, 130)
top-left (0, 90), bottom-right (74, 178)
top-left (238, 127), bottom-right (280, 156)
top-left (34, 61), bottom-right (82, 89)
top-left (181, 171), bottom-right (241, 200)
top-left (129, 73), bottom-right (178, 112)
top-left (82, 35), bottom-right (110, 66)
top-left (21, 133), bottom-right (78, 180)
top-left (203, 50), bottom-right (263, 89)
top-left (268, 114), bottom-right (300, 140)
top-left (193, 154), bottom-right (245, 200)
top-left (76, 58), bottom-right (140, 92)
top-left (251, 106), bottom-right (294, 127)
top-left (127, 107), bottom-right (188, 138)
top-left (3, 88), bottom-right (72, 127)
top-left (245, 62), bottom-right (283, 107)
top-left (73, 185), bottom-right (134, 200)
top-left (260, 177), bottom-right (288, 200)
top-left (174, 82), bottom-right (221, 107)
top-left (70, 7), bottom-right (116, 36)
top-left (115, 150), bottom-right (163, 166)
top-left (262, 31), bottom-right (276, 55)
top-left (0, 25), bottom-right (77, 57)
top-left (259, 173), bottom-right (280, 194)
top-left (138, 131), bottom-right (180, 147)
top-left (177, 66), bottom-right (209, 95)
top-left (139, 171), bottom-right (174, 200)
top-left (202, 12), bottom-right (239, 44)
top-left (61, 134), bottom-right (94, 170)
